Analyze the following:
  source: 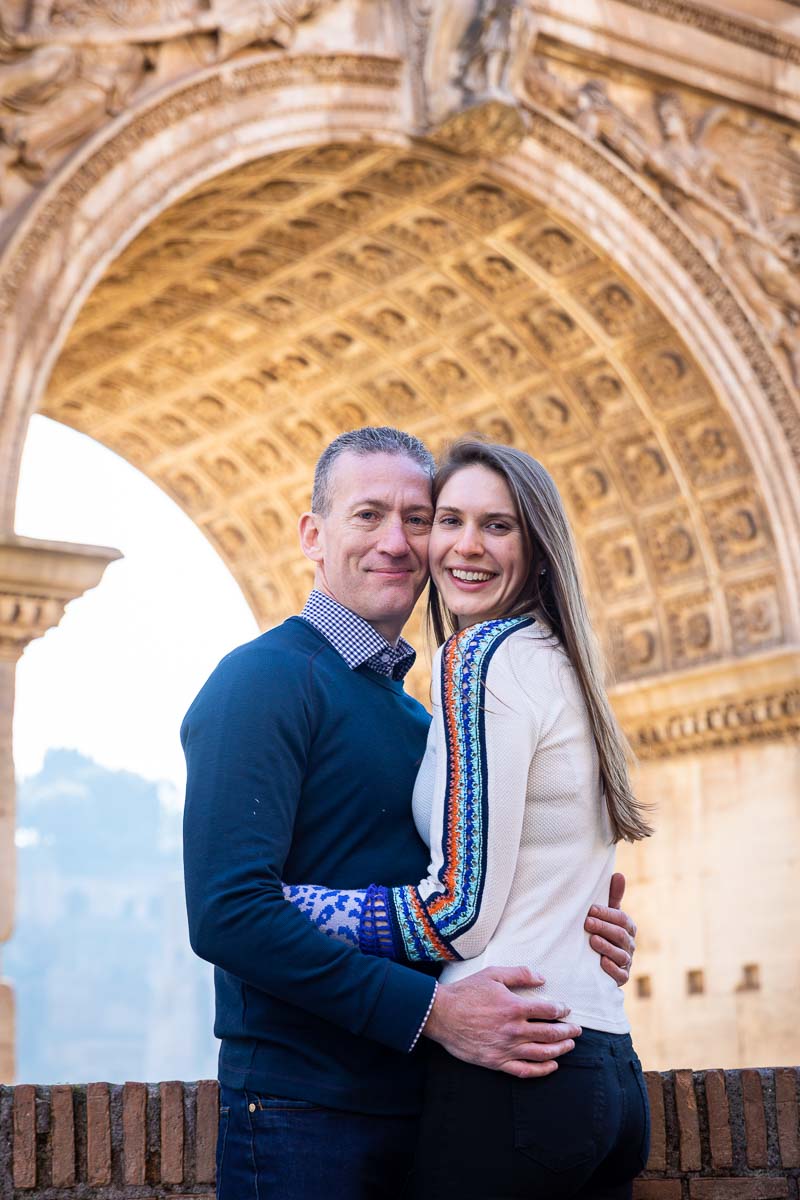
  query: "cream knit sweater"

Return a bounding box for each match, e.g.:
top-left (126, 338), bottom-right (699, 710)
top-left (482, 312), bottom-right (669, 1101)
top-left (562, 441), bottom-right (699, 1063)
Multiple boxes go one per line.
top-left (285, 613), bottom-right (629, 1033)
top-left (410, 615), bottom-right (629, 1033)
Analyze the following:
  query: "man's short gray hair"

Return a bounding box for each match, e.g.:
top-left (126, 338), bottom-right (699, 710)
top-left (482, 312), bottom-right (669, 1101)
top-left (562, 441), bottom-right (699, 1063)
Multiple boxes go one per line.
top-left (311, 427), bottom-right (435, 515)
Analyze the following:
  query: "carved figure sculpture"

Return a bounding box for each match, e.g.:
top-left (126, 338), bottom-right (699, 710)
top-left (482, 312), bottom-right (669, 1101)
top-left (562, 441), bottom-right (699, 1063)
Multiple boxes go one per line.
top-left (650, 95), bottom-right (765, 235)
top-left (522, 59), bottom-right (800, 391)
top-left (0, 0), bottom-right (339, 209)
top-left (573, 81), bottom-right (653, 174)
top-left (210, 0), bottom-right (340, 59)
top-left (461, 0), bottom-right (535, 99)
top-left (0, 40), bottom-right (146, 173)
top-left (421, 0), bottom-right (537, 129)
top-left (726, 238), bottom-right (800, 386)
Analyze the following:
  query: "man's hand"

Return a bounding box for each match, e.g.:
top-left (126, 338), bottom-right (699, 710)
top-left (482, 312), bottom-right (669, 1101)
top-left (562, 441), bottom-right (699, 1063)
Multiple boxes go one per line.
top-left (585, 872), bottom-right (637, 986)
top-left (423, 966), bottom-right (580, 1079)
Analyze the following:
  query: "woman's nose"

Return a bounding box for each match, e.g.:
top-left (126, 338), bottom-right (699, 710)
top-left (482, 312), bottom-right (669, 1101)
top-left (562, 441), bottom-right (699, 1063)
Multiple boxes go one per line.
top-left (454, 524), bottom-right (483, 556)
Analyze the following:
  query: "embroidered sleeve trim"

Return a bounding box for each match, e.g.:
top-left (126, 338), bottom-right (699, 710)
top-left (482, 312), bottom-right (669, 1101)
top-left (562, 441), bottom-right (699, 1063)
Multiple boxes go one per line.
top-left (358, 884), bottom-right (396, 957)
top-left (387, 616), bottom-right (532, 962)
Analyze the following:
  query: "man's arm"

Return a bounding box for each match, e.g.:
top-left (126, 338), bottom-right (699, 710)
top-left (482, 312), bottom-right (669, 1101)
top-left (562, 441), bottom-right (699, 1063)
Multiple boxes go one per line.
top-left (283, 622), bottom-right (537, 964)
top-left (181, 643), bottom-right (433, 1054)
top-left (284, 872), bottom-right (639, 984)
top-left (182, 641), bottom-right (577, 1074)
top-left (281, 629), bottom-right (639, 980)
top-left (585, 872), bottom-right (637, 986)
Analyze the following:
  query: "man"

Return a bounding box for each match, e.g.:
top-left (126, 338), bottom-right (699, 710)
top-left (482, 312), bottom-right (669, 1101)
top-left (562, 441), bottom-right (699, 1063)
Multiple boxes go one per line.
top-left (182, 426), bottom-right (637, 1200)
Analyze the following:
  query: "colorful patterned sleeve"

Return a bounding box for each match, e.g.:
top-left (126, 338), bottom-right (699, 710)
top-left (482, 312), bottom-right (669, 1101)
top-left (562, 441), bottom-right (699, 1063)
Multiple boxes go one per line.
top-left (282, 616), bottom-right (539, 962)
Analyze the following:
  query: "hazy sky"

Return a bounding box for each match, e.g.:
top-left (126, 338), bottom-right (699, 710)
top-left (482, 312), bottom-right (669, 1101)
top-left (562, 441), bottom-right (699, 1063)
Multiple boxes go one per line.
top-left (13, 416), bottom-right (259, 789)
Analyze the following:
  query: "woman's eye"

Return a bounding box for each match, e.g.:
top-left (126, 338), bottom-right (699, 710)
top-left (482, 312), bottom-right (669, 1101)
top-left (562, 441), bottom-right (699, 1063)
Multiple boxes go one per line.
top-left (437, 516), bottom-right (459, 526)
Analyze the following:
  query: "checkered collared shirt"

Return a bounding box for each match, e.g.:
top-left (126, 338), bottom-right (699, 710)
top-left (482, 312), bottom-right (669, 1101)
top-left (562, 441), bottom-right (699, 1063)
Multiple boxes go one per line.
top-left (299, 589), bottom-right (416, 682)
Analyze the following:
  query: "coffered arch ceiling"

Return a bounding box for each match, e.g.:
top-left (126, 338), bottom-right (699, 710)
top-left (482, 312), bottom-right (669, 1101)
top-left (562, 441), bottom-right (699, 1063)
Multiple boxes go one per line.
top-left (40, 142), bottom-right (787, 686)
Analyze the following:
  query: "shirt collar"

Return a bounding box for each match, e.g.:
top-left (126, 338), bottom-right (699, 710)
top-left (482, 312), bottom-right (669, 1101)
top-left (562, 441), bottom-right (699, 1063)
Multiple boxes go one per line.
top-left (299, 589), bottom-right (416, 681)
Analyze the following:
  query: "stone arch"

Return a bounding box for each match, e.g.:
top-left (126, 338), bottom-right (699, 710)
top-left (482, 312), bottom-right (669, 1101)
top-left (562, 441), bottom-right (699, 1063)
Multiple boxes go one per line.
top-left (1, 28), bottom-right (800, 1085)
top-left (0, 58), bottom-right (797, 693)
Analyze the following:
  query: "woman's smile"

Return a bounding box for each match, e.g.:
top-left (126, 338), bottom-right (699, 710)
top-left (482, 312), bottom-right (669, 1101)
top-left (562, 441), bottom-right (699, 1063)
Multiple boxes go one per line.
top-left (446, 566), bottom-right (499, 587)
top-left (430, 463), bottom-right (526, 629)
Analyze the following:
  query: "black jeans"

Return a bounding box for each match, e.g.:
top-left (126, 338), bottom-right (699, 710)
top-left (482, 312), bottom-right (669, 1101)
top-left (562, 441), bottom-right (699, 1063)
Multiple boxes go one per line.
top-left (411, 1030), bottom-right (650, 1200)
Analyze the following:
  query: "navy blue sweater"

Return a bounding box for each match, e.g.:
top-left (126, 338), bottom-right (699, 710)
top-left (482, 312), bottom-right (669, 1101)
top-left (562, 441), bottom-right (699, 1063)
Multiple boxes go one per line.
top-left (181, 616), bottom-right (437, 1114)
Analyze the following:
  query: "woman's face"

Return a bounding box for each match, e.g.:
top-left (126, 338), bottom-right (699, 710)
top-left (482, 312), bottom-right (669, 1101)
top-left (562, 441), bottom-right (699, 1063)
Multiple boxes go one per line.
top-left (430, 464), bottom-right (528, 630)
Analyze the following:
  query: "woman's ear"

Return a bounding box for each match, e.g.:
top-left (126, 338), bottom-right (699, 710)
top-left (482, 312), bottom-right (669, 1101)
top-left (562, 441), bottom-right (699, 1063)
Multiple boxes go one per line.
top-left (299, 511), bottom-right (324, 563)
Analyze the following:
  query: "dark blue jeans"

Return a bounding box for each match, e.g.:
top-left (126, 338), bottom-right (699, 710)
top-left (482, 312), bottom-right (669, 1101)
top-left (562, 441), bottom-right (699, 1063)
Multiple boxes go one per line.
top-left (216, 1084), bottom-right (418, 1200)
top-left (412, 1030), bottom-right (650, 1199)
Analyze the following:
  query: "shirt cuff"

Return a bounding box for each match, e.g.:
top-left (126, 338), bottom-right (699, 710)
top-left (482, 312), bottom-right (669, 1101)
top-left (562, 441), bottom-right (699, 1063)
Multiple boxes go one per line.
top-left (408, 979), bottom-right (438, 1052)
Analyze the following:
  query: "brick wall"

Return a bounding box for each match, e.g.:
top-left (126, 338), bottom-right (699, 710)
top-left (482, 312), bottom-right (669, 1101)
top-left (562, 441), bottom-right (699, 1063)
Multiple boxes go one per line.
top-left (1, 1069), bottom-right (798, 1198)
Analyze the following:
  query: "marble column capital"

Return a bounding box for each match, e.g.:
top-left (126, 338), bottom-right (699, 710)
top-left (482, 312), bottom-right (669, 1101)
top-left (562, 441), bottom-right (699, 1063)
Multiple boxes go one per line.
top-left (0, 535), bottom-right (121, 662)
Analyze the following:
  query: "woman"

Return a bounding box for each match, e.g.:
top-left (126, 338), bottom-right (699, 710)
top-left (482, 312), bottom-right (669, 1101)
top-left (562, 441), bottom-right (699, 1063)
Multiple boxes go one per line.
top-left (285, 439), bottom-right (652, 1199)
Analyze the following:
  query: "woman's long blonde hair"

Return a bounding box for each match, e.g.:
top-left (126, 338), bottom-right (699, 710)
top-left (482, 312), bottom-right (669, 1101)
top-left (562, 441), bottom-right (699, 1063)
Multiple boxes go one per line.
top-left (427, 438), bottom-right (652, 844)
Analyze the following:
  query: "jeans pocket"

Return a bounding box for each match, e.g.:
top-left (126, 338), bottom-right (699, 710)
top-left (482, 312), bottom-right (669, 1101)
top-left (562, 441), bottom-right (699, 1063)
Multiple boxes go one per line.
top-left (512, 1060), bottom-right (606, 1172)
top-left (247, 1092), bottom-right (321, 1113)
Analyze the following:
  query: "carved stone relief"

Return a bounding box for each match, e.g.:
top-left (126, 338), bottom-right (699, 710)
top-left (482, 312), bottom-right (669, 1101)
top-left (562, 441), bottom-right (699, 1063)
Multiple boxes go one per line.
top-left (522, 55), bottom-right (800, 391)
top-left (401, 0), bottom-right (537, 152)
top-left (608, 610), bottom-right (664, 680)
top-left (15, 123), bottom-right (788, 675)
top-left (0, 0), bottom-right (343, 218)
top-left (725, 575), bottom-right (784, 656)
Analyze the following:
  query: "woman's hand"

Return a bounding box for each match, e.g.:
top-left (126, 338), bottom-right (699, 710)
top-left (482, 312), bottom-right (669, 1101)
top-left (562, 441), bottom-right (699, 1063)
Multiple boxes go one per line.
top-left (585, 872), bottom-right (637, 985)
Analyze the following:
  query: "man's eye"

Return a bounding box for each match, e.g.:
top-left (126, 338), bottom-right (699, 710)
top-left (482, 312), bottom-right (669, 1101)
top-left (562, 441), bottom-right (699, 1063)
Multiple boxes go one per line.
top-left (356, 511), bottom-right (378, 520)
top-left (408, 515), bottom-right (432, 527)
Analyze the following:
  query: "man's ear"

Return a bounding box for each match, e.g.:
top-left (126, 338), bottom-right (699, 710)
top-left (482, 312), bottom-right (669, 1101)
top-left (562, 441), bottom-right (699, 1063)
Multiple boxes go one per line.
top-left (299, 511), bottom-right (324, 563)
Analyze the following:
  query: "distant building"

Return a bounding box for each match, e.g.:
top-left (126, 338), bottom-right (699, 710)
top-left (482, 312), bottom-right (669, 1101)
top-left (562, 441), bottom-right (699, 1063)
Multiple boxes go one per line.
top-left (7, 751), bottom-right (217, 1084)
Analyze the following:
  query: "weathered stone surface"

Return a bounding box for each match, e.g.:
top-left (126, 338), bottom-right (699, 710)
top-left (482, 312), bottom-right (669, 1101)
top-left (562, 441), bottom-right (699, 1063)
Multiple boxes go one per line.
top-left (775, 1067), bottom-right (799, 1168)
top-left (2, 1072), bottom-right (800, 1198)
top-left (645, 1071), bottom-right (667, 1172)
top-left (122, 1082), bottom-right (147, 1186)
top-left (50, 1085), bottom-right (76, 1188)
top-left (12, 1084), bottom-right (35, 1189)
top-left (705, 1070), bottom-right (733, 1169)
top-left (195, 1080), bottom-right (219, 1185)
top-left (634, 1183), bottom-right (682, 1200)
top-left (690, 1181), bottom-right (788, 1199)
top-left (674, 1070), bottom-right (702, 1171)
top-left (741, 1069), bottom-right (769, 1168)
top-left (160, 1081), bottom-right (185, 1184)
top-left (86, 1082), bottom-right (112, 1186)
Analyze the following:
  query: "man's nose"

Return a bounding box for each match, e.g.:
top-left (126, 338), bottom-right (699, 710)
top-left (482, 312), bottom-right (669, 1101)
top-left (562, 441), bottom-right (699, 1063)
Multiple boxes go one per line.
top-left (377, 516), bottom-right (411, 556)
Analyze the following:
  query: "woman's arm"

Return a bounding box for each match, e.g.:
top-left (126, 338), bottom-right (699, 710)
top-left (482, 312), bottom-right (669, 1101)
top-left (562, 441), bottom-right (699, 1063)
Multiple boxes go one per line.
top-left (283, 616), bottom-right (538, 963)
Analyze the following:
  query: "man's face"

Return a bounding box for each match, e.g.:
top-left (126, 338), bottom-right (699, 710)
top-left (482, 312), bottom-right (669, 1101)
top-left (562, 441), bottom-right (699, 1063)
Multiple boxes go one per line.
top-left (300, 451), bottom-right (433, 644)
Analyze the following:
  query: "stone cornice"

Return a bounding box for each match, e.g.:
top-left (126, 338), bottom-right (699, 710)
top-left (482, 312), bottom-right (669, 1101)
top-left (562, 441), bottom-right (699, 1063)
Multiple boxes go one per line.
top-left (0, 536), bottom-right (120, 661)
top-left (618, 0), bottom-right (800, 64)
top-left (532, 0), bottom-right (800, 123)
top-left (612, 647), bottom-right (800, 758)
